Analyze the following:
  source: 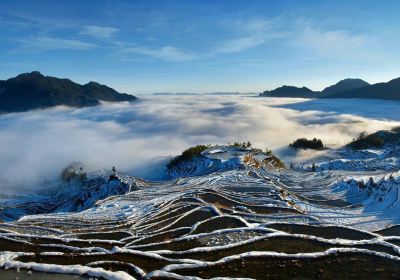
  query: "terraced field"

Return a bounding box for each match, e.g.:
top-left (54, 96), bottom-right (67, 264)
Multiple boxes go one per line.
top-left (1, 146), bottom-right (400, 279)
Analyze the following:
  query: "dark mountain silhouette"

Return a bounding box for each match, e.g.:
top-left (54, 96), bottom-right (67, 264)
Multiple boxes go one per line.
top-left (259, 85), bottom-right (319, 98)
top-left (321, 78), bottom-right (370, 95)
top-left (259, 77), bottom-right (400, 101)
top-left (0, 71), bottom-right (137, 113)
top-left (321, 77), bottom-right (400, 100)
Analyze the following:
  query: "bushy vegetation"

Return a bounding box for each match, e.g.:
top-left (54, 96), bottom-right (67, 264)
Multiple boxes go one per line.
top-left (289, 138), bottom-right (324, 150)
top-left (167, 144), bottom-right (211, 169)
top-left (311, 163), bottom-right (317, 172)
top-left (349, 131), bottom-right (384, 149)
top-left (391, 126), bottom-right (400, 133)
top-left (167, 142), bottom-right (284, 170)
top-left (61, 163), bottom-right (87, 182)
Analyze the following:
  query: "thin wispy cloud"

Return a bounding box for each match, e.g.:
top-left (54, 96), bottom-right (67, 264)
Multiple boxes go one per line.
top-left (212, 18), bottom-right (274, 54)
top-left (81, 25), bottom-right (119, 39)
top-left (212, 17), bottom-right (368, 58)
top-left (15, 36), bottom-right (97, 52)
top-left (213, 36), bottom-right (266, 54)
top-left (113, 17), bottom-right (278, 60)
top-left (1, 11), bottom-right (80, 31)
top-left (116, 45), bottom-right (197, 62)
top-left (293, 19), bottom-right (368, 57)
top-left (115, 18), bottom-right (277, 60)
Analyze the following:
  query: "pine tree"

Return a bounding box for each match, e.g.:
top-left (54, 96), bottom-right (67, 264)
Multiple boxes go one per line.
top-left (311, 163), bottom-right (316, 172)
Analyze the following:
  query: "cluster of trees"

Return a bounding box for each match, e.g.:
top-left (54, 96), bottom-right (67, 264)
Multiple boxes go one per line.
top-left (350, 127), bottom-right (400, 150)
top-left (349, 131), bottom-right (384, 150)
top-left (167, 141), bottom-right (282, 169)
top-left (61, 163), bottom-right (87, 182)
top-left (167, 144), bottom-right (211, 169)
top-left (289, 138), bottom-right (324, 150)
top-left (231, 141), bottom-right (252, 148)
top-left (391, 126), bottom-right (400, 133)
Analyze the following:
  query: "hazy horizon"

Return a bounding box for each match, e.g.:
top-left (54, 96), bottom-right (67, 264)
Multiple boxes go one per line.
top-left (5, 70), bottom-right (400, 95)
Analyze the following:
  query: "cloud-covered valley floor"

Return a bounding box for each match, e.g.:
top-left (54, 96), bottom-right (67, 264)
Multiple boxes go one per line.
top-left (0, 95), bottom-right (399, 188)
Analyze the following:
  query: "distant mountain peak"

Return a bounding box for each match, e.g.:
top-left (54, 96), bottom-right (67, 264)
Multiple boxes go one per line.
top-left (321, 77), bottom-right (400, 100)
top-left (86, 81), bottom-right (101, 85)
top-left (321, 78), bottom-right (370, 95)
top-left (260, 85), bottom-right (318, 98)
top-left (28, 70), bottom-right (43, 76)
top-left (14, 71), bottom-right (44, 79)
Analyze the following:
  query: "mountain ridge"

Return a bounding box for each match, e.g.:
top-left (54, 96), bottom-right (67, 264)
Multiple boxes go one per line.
top-left (259, 77), bottom-right (400, 100)
top-left (321, 78), bottom-right (370, 95)
top-left (321, 77), bottom-right (400, 100)
top-left (260, 85), bottom-right (320, 98)
top-left (0, 71), bottom-right (137, 113)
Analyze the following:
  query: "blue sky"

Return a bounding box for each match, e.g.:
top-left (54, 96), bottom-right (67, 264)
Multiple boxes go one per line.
top-left (1, 0), bottom-right (400, 94)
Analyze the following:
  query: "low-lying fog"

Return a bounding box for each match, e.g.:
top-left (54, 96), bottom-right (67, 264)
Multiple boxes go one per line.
top-left (1, 95), bottom-right (400, 187)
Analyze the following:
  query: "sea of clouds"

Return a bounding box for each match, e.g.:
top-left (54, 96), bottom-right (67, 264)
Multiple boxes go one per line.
top-left (0, 95), bottom-right (399, 188)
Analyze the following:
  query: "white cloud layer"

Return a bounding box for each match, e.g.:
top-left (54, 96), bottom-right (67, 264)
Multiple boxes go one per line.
top-left (0, 95), bottom-right (399, 187)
